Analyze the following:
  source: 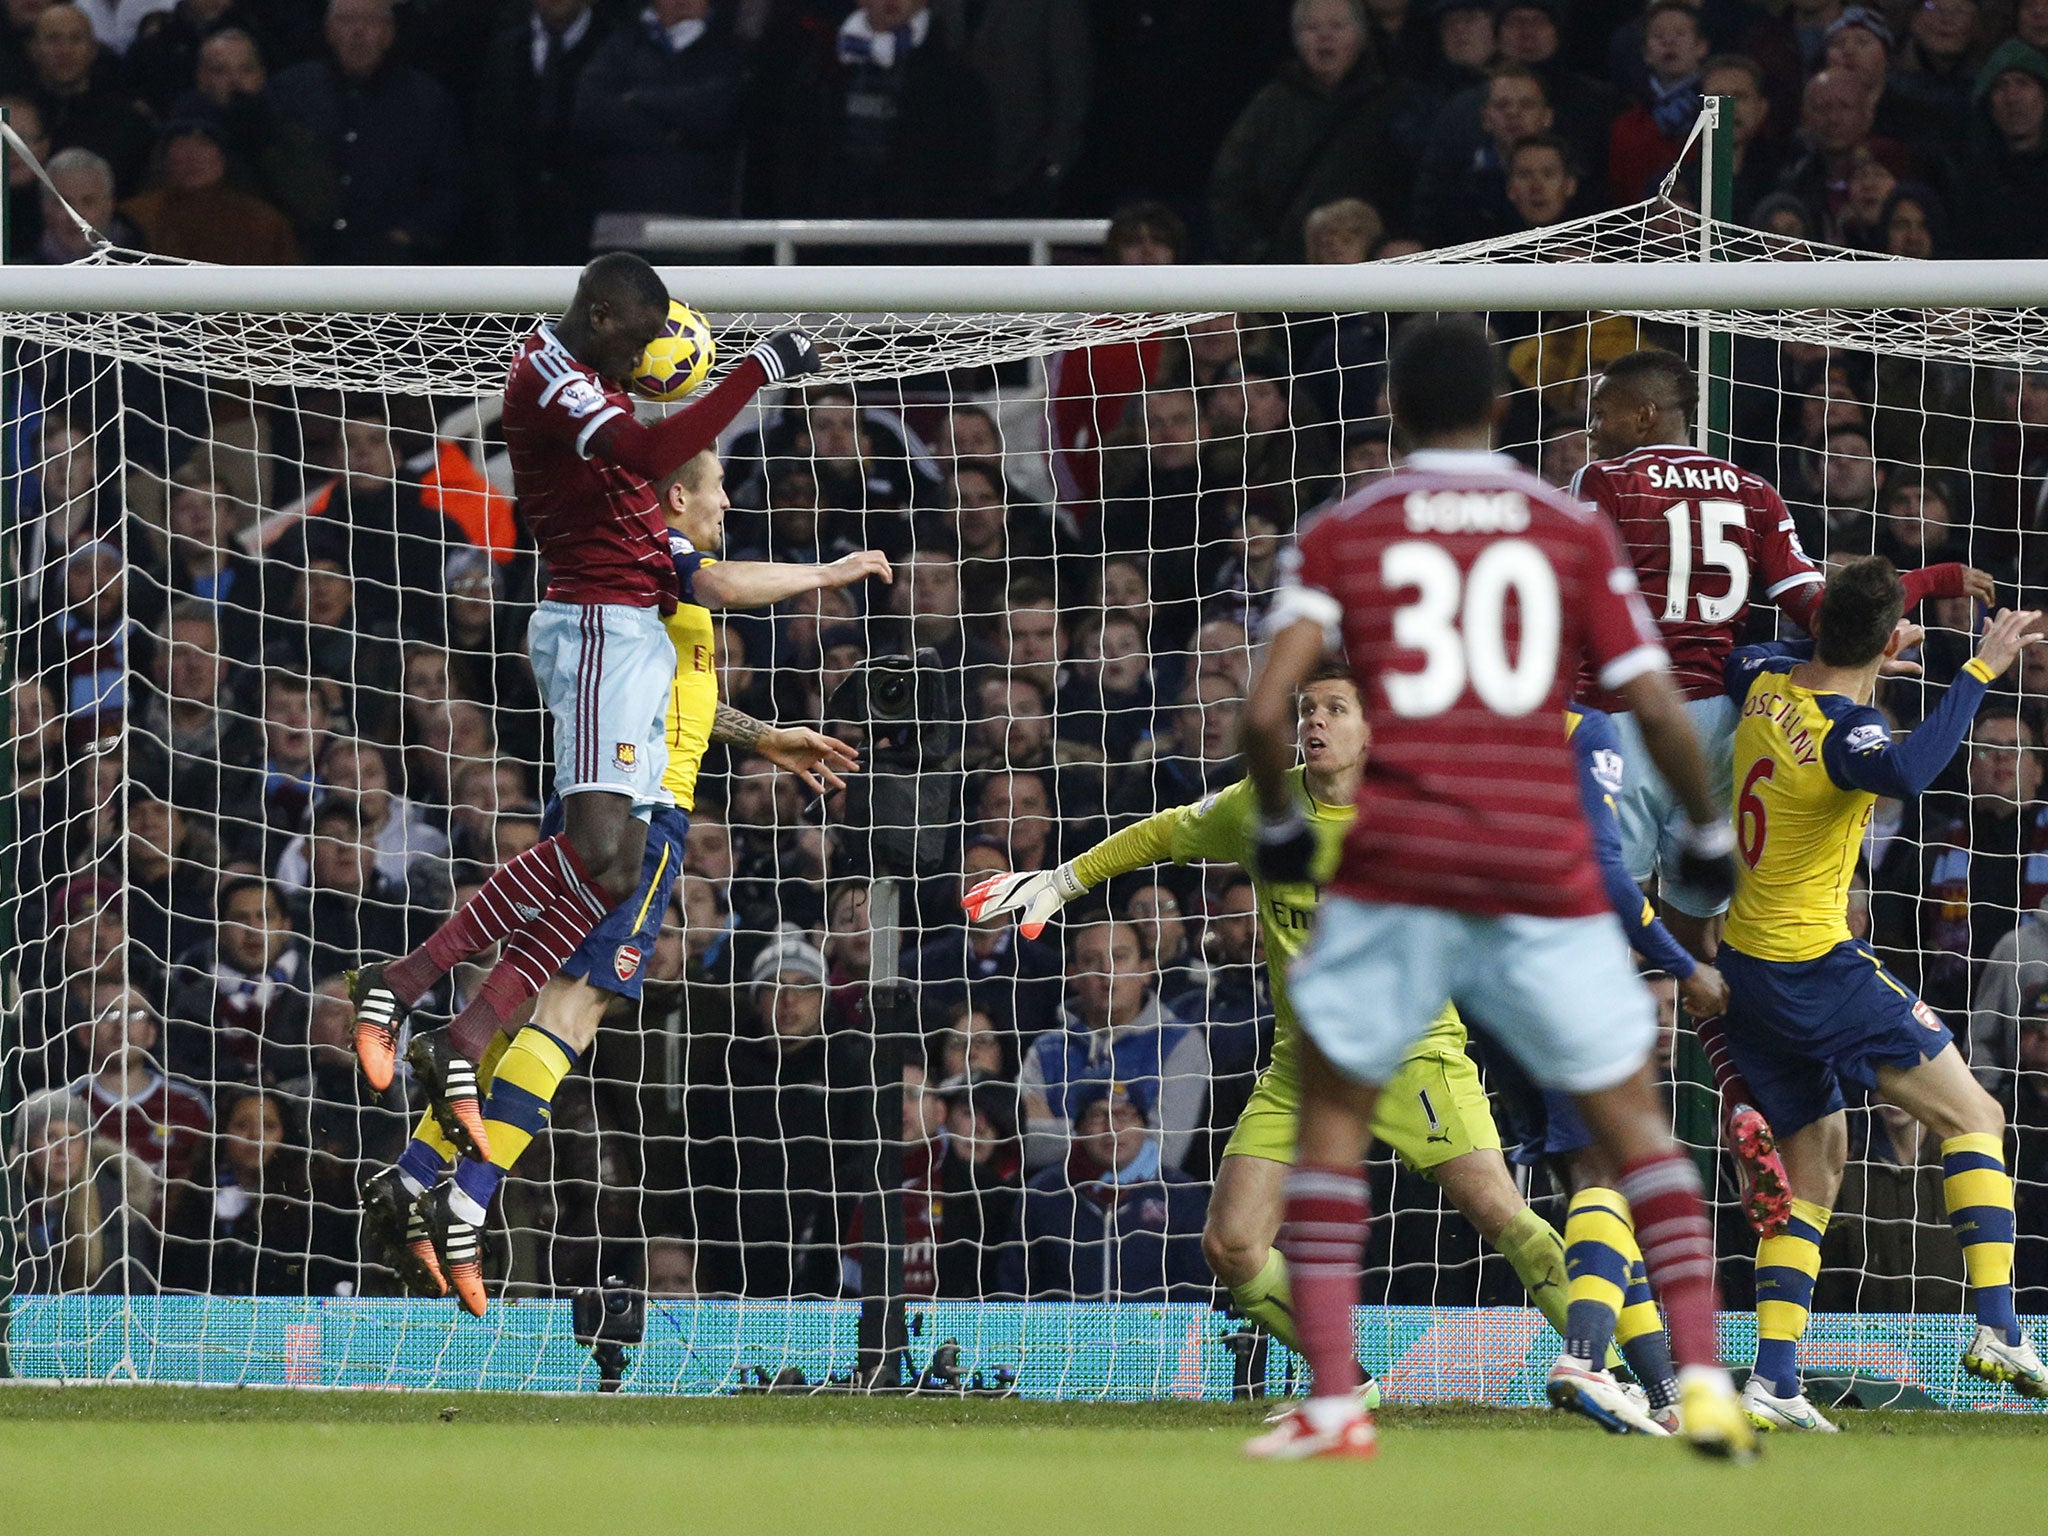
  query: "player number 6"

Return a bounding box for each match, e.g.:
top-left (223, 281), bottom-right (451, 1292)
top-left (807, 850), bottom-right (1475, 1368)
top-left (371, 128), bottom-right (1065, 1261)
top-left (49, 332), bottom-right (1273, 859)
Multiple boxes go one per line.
top-left (1738, 755), bottom-right (1775, 868)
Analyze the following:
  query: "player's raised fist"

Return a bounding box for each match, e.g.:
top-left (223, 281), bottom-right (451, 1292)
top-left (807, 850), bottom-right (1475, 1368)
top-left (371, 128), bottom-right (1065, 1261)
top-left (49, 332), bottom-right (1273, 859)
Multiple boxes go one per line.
top-left (750, 330), bottom-right (824, 384)
top-left (1675, 817), bottom-right (1736, 910)
top-left (962, 865), bottom-right (1083, 939)
top-left (1973, 608), bottom-right (2047, 678)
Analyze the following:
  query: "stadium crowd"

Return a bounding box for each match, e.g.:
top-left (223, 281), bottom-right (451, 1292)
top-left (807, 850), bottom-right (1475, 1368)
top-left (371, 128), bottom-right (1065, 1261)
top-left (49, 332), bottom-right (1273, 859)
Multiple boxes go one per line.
top-left (9, 0), bottom-right (2048, 1323)
top-left (2, 0), bottom-right (2048, 265)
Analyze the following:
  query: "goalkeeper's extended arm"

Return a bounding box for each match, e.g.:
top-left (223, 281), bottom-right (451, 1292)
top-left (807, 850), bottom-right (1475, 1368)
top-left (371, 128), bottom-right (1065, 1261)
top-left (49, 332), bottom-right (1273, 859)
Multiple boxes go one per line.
top-left (589, 332), bottom-right (822, 482)
top-left (960, 816), bottom-right (1178, 940)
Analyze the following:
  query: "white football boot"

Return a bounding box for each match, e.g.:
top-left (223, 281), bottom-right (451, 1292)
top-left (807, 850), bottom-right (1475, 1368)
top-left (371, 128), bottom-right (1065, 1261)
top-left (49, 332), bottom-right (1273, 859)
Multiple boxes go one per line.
top-left (1962, 1324), bottom-right (2048, 1399)
top-left (1740, 1376), bottom-right (1839, 1432)
top-left (1546, 1357), bottom-right (1669, 1435)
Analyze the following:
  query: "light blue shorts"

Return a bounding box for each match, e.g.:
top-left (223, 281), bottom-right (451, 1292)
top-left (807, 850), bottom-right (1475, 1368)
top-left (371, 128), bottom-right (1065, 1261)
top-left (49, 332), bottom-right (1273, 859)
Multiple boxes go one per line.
top-left (1289, 896), bottom-right (1656, 1094)
top-left (527, 600), bottom-right (676, 813)
top-left (1611, 692), bottom-right (1736, 919)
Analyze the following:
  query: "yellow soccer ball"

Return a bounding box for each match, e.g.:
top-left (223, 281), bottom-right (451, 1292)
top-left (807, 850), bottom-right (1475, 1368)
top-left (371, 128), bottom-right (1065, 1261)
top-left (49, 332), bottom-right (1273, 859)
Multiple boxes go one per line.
top-left (629, 301), bottom-right (716, 402)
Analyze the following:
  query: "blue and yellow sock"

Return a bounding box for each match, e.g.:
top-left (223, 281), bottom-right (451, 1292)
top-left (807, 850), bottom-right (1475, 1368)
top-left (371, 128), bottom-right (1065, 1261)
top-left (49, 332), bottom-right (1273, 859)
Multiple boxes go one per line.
top-left (1752, 1197), bottom-right (1830, 1398)
top-left (398, 1033), bottom-right (511, 1195)
top-left (450, 1026), bottom-right (580, 1221)
top-left (1616, 1257), bottom-right (1678, 1411)
top-left (395, 1134), bottom-right (449, 1196)
top-left (1941, 1133), bottom-right (2020, 1345)
top-left (1562, 1187), bottom-right (1633, 1366)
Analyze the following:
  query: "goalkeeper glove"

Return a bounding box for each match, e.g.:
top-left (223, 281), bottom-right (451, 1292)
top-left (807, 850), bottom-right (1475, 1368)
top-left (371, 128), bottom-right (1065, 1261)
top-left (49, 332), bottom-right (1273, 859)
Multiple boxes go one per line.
top-left (1676, 817), bottom-right (1737, 908)
top-left (1252, 809), bottom-right (1318, 885)
top-left (750, 330), bottom-right (822, 385)
top-left (961, 863), bottom-right (1085, 940)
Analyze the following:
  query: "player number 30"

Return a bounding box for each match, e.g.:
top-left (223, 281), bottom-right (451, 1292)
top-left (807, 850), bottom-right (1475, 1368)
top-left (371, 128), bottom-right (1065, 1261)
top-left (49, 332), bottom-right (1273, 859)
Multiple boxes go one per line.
top-left (1382, 538), bottom-right (1561, 718)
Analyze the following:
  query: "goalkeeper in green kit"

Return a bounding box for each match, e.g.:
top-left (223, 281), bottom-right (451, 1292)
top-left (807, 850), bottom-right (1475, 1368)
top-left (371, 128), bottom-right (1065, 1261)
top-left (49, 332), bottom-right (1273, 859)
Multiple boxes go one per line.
top-left (965, 662), bottom-right (1589, 1388)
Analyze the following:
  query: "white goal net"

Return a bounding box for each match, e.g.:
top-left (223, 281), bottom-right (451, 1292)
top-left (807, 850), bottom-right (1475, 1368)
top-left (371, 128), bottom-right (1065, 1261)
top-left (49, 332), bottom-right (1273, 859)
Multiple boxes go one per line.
top-left (4, 183), bottom-right (2045, 1400)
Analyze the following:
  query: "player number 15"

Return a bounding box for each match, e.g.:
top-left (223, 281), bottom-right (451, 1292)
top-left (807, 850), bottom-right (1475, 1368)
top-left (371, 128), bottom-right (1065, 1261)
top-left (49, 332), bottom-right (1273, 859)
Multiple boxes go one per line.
top-left (1663, 499), bottom-right (1751, 624)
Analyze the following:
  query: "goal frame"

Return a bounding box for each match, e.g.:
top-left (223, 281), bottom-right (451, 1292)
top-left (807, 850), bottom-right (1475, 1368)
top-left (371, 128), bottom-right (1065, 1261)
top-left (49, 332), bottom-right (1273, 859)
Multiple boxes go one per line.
top-left (0, 254), bottom-right (2040, 318)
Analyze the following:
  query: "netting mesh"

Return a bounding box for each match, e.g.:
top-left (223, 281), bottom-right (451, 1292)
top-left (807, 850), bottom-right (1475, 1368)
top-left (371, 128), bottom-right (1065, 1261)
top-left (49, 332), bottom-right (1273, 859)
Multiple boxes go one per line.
top-left (6, 191), bottom-right (2048, 1395)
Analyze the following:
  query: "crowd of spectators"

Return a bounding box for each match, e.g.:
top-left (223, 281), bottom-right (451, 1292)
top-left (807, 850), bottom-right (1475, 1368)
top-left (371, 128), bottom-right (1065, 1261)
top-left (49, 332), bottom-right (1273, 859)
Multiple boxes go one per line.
top-left (11, 0), bottom-right (2048, 1318)
top-left (6, 0), bottom-right (2048, 267)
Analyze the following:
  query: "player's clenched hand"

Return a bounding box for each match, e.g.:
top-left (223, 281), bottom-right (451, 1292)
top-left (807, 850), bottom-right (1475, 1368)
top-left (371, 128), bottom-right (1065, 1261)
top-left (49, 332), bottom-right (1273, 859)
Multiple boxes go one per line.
top-left (749, 330), bottom-right (825, 384)
top-left (1679, 961), bottom-right (1730, 1018)
top-left (1252, 811), bottom-right (1318, 886)
top-left (1963, 566), bottom-right (1998, 606)
top-left (759, 726), bottom-right (860, 793)
top-left (820, 550), bottom-right (894, 589)
top-left (961, 865), bottom-right (1084, 940)
top-left (1973, 608), bottom-right (2047, 678)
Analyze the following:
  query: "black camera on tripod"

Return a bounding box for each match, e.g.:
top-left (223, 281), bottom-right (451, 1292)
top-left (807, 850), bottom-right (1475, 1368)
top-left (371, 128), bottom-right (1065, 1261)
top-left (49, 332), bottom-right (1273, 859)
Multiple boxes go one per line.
top-left (571, 1274), bottom-right (645, 1393)
top-left (827, 649), bottom-right (955, 879)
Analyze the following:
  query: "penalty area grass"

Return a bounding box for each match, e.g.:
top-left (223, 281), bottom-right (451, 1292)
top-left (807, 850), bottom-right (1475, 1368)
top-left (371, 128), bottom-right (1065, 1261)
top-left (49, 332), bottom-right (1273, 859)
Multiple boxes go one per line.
top-left (1, 1387), bottom-right (2043, 1536)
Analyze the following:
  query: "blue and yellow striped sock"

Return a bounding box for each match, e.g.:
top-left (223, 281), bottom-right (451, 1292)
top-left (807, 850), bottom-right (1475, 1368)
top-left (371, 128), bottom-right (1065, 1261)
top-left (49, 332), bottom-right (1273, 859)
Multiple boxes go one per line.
top-left (451, 1026), bottom-right (580, 1217)
top-left (1752, 1197), bottom-right (1830, 1398)
top-left (1616, 1257), bottom-right (1678, 1411)
top-left (395, 1135), bottom-right (448, 1195)
top-left (1562, 1187), bottom-right (1633, 1366)
top-left (396, 1033), bottom-right (510, 1194)
top-left (1941, 1133), bottom-right (2021, 1345)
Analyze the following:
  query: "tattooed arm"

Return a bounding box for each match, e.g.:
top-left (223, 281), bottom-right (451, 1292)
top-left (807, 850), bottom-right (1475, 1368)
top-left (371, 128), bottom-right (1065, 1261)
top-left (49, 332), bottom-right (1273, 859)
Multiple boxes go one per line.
top-left (713, 702), bottom-right (859, 792)
top-left (711, 701), bottom-right (767, 749)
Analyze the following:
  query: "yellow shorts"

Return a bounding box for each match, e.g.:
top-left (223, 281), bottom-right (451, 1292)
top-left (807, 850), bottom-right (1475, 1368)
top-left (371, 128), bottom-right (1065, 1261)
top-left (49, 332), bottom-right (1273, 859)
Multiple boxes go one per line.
top-left (1221, 1042), bottom-right (1501, 1175)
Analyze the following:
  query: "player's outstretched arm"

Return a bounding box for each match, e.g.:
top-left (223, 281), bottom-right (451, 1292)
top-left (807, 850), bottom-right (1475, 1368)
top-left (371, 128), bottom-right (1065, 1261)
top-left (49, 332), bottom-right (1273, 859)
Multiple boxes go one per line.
top-left (693, 550), bottom-right (892, 608)
top-left (1900, 561), bottom-right (1997, 610)
top-left (591, 331), bottom-right (825, 483)
top-left (1832, 608), bottom-right (2045, 800)
top-left (962, 810), bottom-right (1189, 939)
top-left (711, 700), bottom-right (860, 792)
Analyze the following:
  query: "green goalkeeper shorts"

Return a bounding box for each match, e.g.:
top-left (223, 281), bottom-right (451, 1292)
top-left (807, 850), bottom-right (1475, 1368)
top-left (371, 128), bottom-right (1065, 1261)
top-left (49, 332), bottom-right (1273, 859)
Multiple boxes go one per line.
top-left (1222, 1038), bottom-right (1502, 1175)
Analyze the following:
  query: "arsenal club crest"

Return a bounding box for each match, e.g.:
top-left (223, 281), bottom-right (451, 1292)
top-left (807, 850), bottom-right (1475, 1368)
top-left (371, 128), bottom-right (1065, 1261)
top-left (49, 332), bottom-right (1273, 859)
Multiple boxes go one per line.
top-left (613, 944), bottom-right (643, 982)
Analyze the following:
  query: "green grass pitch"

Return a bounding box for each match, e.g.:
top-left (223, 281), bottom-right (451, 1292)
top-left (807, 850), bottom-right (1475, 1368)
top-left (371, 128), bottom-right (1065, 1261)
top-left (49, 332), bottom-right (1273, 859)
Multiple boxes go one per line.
top-left (2, 1388), bottom-right (2044, 1536)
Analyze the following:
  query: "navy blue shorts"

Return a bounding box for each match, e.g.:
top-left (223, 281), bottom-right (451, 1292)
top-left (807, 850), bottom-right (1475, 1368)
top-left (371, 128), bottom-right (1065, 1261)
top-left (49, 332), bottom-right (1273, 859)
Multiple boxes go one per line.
top-left (545, 799), bottom-right (691, 1000)
top-left (1718, 938), bottom-right (1953, 1138)
top-left (1474, 1027), bottom-right (1594, 1167)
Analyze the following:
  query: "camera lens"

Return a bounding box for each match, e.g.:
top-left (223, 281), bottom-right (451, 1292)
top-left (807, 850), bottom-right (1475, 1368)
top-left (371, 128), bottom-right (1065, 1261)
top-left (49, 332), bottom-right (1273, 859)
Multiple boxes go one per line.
top-left (871, 671), bottom-right (913, 720)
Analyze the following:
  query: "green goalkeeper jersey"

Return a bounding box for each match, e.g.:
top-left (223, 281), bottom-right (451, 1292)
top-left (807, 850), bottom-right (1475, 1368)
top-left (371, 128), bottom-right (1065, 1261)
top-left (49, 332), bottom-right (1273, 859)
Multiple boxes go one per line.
top-left (1070, 771), bottom-right (1466, 1082)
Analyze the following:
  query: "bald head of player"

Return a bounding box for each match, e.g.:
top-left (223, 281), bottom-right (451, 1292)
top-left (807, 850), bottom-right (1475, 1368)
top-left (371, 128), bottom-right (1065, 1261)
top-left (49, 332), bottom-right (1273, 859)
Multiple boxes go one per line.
top-left (1588, 348), bottom-right (1698, 460)
top-left (558, 251), bottom-right (671, 384)
top-left (1388, 316), bottom-right (1506, 450)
